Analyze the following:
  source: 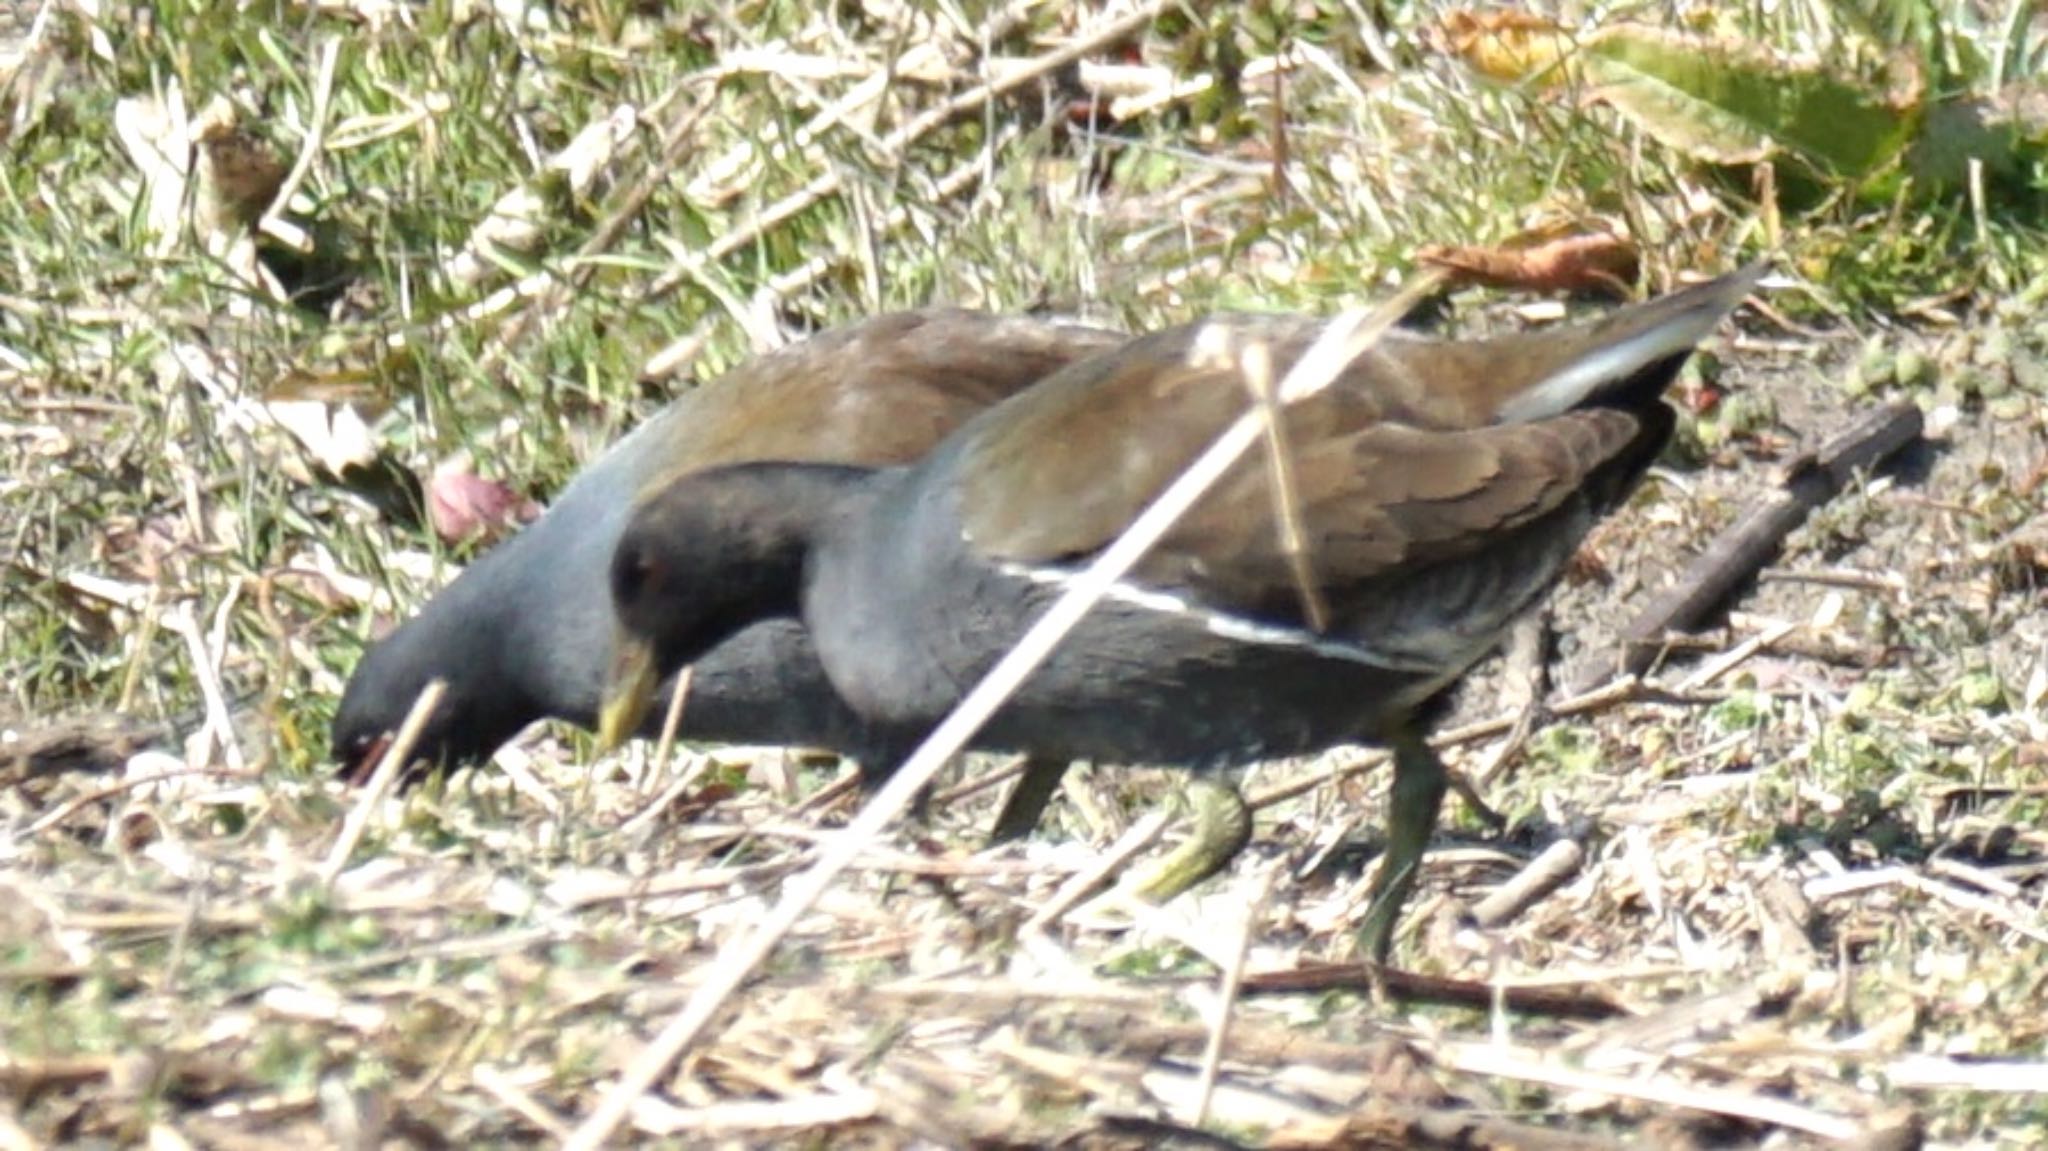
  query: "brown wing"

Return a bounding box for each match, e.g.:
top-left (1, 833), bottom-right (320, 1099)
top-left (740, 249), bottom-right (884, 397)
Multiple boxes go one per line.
top-left (958, 317), bottom-right (1334, 560)
top-left (955, 313), bottom-right (1630, 563)
top-left (1135, 408), bottom-right (1656, 623)
top-left (634, 310), bottom-right (1128, 498)
top-left (958, 269), bottom-right (1755, 570)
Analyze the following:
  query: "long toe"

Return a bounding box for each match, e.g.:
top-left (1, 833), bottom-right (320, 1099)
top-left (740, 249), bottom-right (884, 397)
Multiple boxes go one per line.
top-left (1131, 778), bottom-right (1254, 903)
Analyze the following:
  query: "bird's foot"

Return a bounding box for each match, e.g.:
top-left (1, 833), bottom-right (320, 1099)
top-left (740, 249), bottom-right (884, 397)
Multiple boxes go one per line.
top-left (1130, 778), bottom-right (1253, 903)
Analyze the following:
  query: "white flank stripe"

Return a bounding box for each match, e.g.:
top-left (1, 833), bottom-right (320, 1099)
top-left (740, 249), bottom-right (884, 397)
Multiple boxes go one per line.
top-left (998, 561), bottom-right (1451, 673)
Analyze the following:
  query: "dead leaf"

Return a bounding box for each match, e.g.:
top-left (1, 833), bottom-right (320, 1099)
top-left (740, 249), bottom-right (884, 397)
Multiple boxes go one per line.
top-left (194, 119), bottom-right (288, 234)
top-left (443, 103), bottom-right (637, 290)
top-left (112, 85), bottom-right (197, 255)
top-left (113, 90), bottom-right (284, 302)
top-left (1435, 9), bottom-right (1581, 88)
top-left (1417, 232), bottom-right (1639, 297)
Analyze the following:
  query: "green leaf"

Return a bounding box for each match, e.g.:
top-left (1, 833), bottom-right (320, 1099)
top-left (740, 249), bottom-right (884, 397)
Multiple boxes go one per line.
top-left (1906, 84), bottom-right (2048, 191)
top-left (1580, 25), bottom-right (1921, 178)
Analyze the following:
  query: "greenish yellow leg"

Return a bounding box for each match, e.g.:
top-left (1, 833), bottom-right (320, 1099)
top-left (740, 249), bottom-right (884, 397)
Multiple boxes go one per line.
top-left (1354, 728), bottom-right (1449, 962)
top-left (986, 756), bottom-right (1073, 846)
top-left (1132, 778), bottom-right (1253, 903)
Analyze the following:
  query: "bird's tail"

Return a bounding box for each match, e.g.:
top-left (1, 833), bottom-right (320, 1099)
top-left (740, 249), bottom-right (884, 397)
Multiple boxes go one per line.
top-left (1490, 262), bottom-right (1767, 424)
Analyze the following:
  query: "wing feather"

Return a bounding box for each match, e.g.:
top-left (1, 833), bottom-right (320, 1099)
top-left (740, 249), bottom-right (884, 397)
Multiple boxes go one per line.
top-left (1134, 409), bottom-right (1652, 621)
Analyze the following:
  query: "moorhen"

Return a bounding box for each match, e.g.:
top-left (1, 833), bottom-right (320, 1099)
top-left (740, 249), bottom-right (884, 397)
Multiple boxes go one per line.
top-left (599, 265), bottom-right (1765, 958)
top-left (331, 309), bottom-right (1125, 792)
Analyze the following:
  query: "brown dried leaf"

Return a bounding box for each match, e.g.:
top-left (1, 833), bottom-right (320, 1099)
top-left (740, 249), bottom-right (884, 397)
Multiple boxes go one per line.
top-left (1417, 232), bottom-right (1639, 297)
top-left (194, 120), bottom-right (288, 234)
top-left (1435, 9), bottom-right (1581, 88)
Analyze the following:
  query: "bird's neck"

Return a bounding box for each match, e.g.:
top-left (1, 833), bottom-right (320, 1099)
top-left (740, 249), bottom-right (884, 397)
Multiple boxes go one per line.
top-left (703, 462), bottom-right (877, 622)
top-left (400, 547), bottom-right (546, 718)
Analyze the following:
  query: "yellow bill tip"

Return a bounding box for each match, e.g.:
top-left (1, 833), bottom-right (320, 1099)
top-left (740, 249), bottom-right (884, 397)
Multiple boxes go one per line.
top-left (597, 640), bottom-right (659, 753)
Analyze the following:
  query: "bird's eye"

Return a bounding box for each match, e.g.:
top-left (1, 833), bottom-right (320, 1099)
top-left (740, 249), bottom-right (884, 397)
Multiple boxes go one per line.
top-left (614, 544), bottom-right (659, 601)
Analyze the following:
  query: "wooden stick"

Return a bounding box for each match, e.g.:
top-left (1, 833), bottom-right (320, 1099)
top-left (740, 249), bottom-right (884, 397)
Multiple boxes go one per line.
top-left (1438, 1042), bottom-right (1875, 1142)
top-left (1240, 961), bottom-right (1627, 1020)
top-left (1191, 864), bottom-right (1277, 1127)
top-left (1469, 837), bottom-right (1587, 928)
top-left (320, 681), bottom-right (444, 888)
top-left (1573, 401), bottom-right (1923, 693)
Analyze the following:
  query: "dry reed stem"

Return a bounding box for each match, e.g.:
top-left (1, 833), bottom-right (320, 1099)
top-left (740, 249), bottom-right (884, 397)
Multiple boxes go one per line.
top-left (319, 679), bottom-right (445, 888)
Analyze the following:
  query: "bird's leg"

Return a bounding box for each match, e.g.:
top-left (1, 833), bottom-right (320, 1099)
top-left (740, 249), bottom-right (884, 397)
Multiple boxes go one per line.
top-left (1131, 775), bottom-right (1253, 903)
top-left (986, 756), bottom-right (1073, 846)
top-left (907, 778), bottom-right (935, 827)
top-left (1354, 726), bottom-right (1449, 963)
top-left (854, 743), bottom-right (938, 828)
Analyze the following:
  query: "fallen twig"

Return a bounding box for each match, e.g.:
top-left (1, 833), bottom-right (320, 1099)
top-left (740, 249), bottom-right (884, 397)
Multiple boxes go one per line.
top-left (320, 680), bottom-right (444, 888)
top-left (1647, 611), bottom-right (1891, 669)
top-left (1885, 1056), bottom-right (2048, 1093)
top-left (24, 765), bottom-right (256, 837)
top-left (1021, 811), bottom-right (1171, 935)
top-left (1240, 961), bottom-right (1628, 1020)
top-left (1804, 865), bottom-right (2048, 945)
top-left (1573, 400), bottom-right (1924, 693)
top-left (1192, 864), bottom-right (1277, 1127)
top-left (1436, 1041), bottom-right (1890, 1143)
top-left (1468, 837), bottom-right (1588, 929)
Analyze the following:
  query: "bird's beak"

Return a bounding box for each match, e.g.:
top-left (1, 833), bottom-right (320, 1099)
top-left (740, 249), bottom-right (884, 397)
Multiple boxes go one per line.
top-left (598, 637), bottom-right (659, 752)
top-left (345, 732), bottom-right (394, 786)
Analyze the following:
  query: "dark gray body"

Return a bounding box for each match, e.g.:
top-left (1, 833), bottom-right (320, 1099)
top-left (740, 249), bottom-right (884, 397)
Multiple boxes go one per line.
top-left (802, 432), bottom-right (1595, 769)
top-left (600, 271), bottom-right (1763, 784)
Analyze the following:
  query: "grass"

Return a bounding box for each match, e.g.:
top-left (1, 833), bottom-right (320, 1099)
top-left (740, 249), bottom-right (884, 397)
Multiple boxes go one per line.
top-left (4, 0), bottom-right (2047, 1146)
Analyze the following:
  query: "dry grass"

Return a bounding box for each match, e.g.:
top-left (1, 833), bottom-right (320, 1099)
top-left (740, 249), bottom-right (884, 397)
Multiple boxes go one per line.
top-left (4, 0), bottom-right (2046, 1147)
